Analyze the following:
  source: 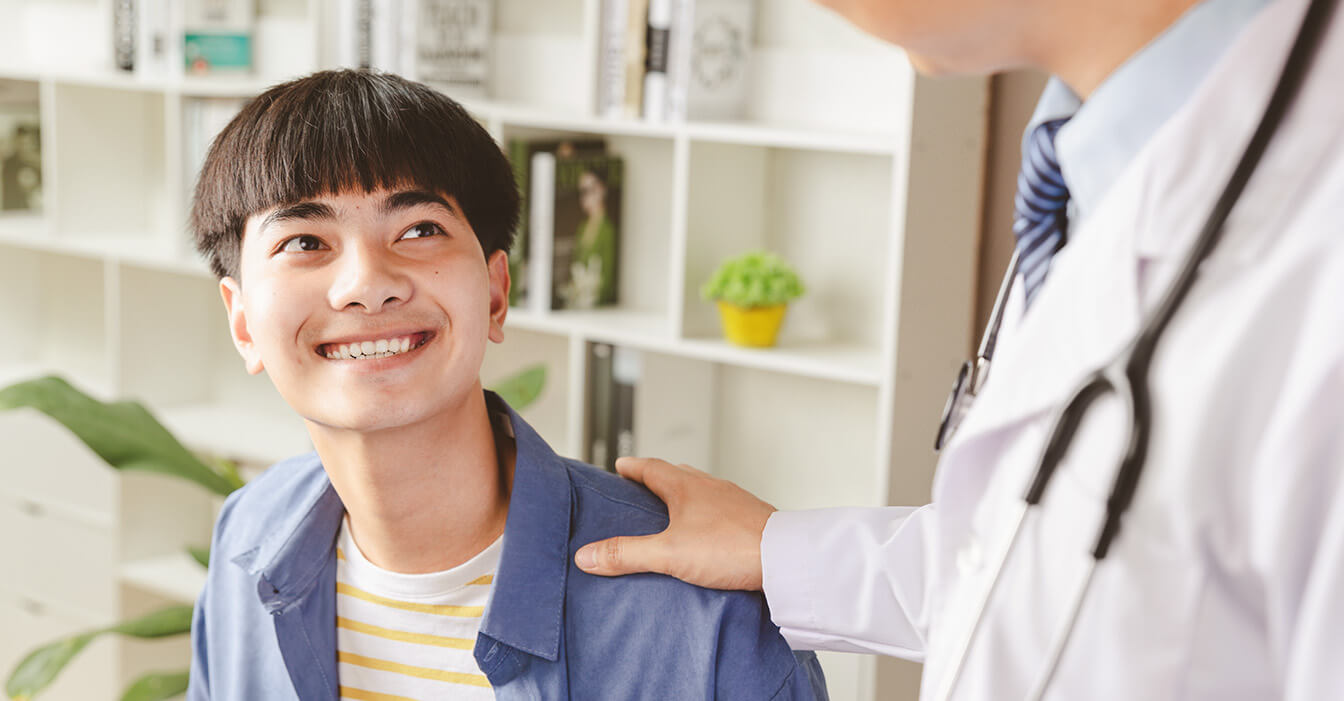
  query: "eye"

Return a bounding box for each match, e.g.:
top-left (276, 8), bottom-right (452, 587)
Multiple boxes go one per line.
top-left (399, 222), bottom-right (447, 241)
top-left (277, 235), bottom-right (326, 253)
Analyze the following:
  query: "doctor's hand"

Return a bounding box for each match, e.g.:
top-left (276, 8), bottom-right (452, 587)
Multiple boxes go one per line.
top-left (575, 457), bottom-right (776, 591)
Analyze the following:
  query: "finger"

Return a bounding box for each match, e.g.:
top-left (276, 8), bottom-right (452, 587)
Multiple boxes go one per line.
top-left (575, 534), bottom-right (668, 577)
top-left (614, 456), bottom-right (673, 484)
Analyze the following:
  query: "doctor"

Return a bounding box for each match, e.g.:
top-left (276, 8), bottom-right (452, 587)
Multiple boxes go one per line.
top-left (575, 0), bottom-right (1344, 698)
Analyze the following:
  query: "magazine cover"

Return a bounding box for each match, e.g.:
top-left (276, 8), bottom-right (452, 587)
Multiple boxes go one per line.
top-left (0, 83), bottom-right (42, 213)
top-left (550, 153), bottom-right (623, 310)
top-left (506, 138), bottom-right (606, 308)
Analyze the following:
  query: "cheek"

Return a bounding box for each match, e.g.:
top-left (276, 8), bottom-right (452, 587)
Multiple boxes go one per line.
top-left (244, 280), bottom-right (315, 355)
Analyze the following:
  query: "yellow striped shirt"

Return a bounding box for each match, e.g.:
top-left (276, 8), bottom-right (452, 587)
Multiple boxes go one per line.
top-left (336, 518), bottom-right (500, 700)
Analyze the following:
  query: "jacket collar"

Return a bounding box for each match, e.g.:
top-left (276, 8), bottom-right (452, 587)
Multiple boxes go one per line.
top-left (229, 457), bottom-right (343, 611)
top-left (477, 395), bottom-right (572, 662)
top-left (228, 391), bottom-right (573, 661)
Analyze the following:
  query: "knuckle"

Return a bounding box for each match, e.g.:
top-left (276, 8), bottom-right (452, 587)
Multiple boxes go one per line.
top-left (602, 537), bottom-right (623, 567)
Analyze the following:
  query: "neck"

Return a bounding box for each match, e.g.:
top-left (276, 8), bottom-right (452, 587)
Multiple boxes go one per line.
top-left (310, 386), bottom-right (514, 574)
top-left (1030, 0), bottom-right (1202, 98)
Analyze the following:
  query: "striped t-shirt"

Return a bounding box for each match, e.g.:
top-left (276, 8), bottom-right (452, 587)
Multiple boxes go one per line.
top-left (335, 517), bottom-right (500, 700)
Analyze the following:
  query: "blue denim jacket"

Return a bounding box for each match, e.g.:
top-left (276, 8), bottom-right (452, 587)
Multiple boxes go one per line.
top-left (187, 394), bottom-right (827, 700)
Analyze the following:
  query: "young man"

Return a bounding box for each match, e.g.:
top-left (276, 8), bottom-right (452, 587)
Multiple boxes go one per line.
top-left (186, 70), bottom-right (826, 700)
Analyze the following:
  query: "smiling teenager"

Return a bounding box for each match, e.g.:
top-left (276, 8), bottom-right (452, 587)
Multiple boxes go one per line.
top-left (185, 70), bottom-right (827, 701)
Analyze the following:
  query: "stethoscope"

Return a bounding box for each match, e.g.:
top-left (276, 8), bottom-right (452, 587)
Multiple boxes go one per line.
top-left (930, 0), bottom-right (1337, 697)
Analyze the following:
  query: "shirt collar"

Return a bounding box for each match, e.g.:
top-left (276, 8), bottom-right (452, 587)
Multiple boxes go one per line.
top-left (229, 391), bottom-right (573, 661)
top-left (1026, 0), bottom-right (1271, 224)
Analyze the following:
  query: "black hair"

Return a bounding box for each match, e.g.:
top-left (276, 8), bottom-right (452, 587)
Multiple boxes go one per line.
top-left (190, 69), bottom-right (519, 279)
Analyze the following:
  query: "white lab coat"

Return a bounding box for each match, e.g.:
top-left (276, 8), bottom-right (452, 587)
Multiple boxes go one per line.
top-left (761, 0), bottom-right (1344, 698)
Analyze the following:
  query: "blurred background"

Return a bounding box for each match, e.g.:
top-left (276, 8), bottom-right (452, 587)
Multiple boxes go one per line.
top-left (0, 0), bottom-right (1042, 698)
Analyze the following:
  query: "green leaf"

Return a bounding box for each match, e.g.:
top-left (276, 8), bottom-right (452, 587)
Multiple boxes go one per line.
top-left (6, 605), bottom-right (194, 700)
top-left (187, 545), bottom-right (211, 569)
top-left (489, 365), bottom-right (546, 410)
top-left (0, 376), bottom-right (239, 497)
top-left (119, 670), bottom-right (190, 701)
top-left (108, 606), bottom-right (194, 639)
top-left (700, 250), bottom-right (804, 307)
top-left (6, 633), bottom-right (96, 700)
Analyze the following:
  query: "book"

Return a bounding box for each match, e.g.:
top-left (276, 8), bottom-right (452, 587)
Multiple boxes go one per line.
top-left (368, 0), bottom-right (402, 72)
top-left (686, 0), bottom-right (755, 120)
top-left (183, 0), bottom-right (254, 75)
top-left (584, 342), bottom-right (639, 471)
top-left (643, 0), bottom-right (672, 121)
top-left (596, 0), bottom-right (628, 118)
top-left (136, 0), bottom-right (180, 76)
top-left (549, 152), bottom-right (623, 310)
top-left (331, 0), bottom-right (374, 69)
top-left (184, 98), bottom-right (248, 188)
top-left (664, 0), bottom-right (695, 121)
top-left (114, 0), bottom-right (136, 71)
top-left (622, 0), bottom-right (651, 118)
top-left (506, 138), bottom-right (606, 309)
top-left (585, 342), bottom-right (615, 470)
top-left (400, 0), bottom-right (494, 96)
top-left (610, 345), bottom-right (639, 462)
top-left (527, 151), bottom-right (555, 314)
top-left (0, 86), bottom-right (41, 213)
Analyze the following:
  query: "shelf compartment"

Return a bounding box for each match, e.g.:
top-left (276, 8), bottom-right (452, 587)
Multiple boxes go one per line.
top-left (0, 246), bottom-right (110, 388)
top-left (683, 141), bottom-right (896, 355)
top-left (49, 83), bottom-right (169, 242)
top-left (483, 326), bottom-right (574, 457)
top-left (711, 366), bottom-right (881, 509)
top-left (501, 125), bottom-right (676, 320)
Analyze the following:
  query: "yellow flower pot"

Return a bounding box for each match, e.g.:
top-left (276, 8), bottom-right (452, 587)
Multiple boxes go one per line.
top-left (717, 302), bottom-right (788, 348)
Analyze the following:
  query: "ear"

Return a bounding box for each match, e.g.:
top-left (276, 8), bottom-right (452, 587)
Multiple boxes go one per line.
top-left (219, 277), bottom-right (265, 375)
top-left (486, 250), bottom-right (510, 344)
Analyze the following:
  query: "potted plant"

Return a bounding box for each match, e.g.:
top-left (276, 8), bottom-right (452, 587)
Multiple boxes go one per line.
top-left (701, 251), bottom-right (805, 348)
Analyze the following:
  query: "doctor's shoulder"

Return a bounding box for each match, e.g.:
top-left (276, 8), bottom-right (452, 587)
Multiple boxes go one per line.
top-left (561, 459), bottom-right (829, 700)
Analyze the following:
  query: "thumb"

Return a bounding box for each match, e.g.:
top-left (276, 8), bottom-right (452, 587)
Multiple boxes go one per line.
top-left (575, 534), bottom-right (667, 577)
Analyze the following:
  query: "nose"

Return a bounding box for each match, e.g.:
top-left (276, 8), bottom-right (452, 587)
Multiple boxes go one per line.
top-left (328, 244), bottom-right (412, 313)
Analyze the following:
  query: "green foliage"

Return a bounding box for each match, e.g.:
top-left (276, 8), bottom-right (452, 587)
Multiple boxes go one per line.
top-left (491, 364), bottom-right (547, 410)
top-left (0, 377), bottom-right (242, 497)
top-left (700, 251), bottom-right (805, 308)
top-left (187, 546), bottom-right (211, 569)
top-left (119, 671), bottom-right (191, 701)
top-left (6, 606), bottom-right (192, 700)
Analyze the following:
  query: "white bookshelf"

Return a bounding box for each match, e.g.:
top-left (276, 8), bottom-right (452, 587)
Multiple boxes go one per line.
top-left (0, 1), bottom-right (987, 699)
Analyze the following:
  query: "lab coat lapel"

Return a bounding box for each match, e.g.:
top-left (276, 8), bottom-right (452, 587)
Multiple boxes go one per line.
top-left (943, 211), bottom-right (1144, 459)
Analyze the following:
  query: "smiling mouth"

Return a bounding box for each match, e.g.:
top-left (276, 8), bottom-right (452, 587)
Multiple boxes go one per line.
top-left (317, 332), bottom-right (433, 360)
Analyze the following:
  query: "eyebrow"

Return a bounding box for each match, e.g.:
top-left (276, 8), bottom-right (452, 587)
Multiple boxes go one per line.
top-left (380, 189), bottom-right (460, 219)
top-left (259, 201), bottom-right (337, 233)
top-left (258, 190), bottom-right (459, 234)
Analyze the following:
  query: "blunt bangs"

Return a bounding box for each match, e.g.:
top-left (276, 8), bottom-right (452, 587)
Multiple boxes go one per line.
top-left (191, 70), bottom-right (519, 279)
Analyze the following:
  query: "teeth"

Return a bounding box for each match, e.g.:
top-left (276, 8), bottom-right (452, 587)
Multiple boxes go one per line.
top-left (321, 335), bottom-right (422, 361)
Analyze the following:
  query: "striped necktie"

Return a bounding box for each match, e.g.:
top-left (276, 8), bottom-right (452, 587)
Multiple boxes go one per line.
top-left (1013, 118), bottom-right (1071, 307)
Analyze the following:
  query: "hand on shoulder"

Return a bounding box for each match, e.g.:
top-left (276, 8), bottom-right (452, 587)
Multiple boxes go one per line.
top-left (575, 457), bottom-right (776, 591)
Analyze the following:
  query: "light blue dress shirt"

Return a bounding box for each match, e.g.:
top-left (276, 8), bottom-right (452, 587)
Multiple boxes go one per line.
top-left (186, 392), bottom-right (827, 700)
top-left (1025, 0), bottom-right (1273, 230)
